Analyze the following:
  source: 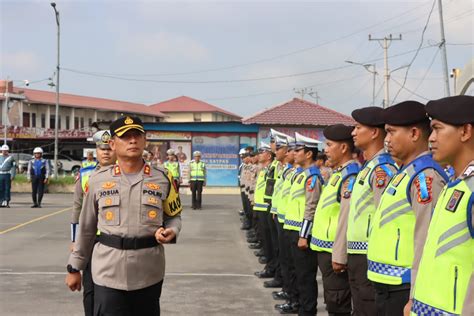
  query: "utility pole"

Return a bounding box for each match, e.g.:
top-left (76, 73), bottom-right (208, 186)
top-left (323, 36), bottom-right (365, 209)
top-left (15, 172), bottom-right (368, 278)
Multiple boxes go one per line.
top-left (2, 83), bottom-right (9, 145)
top-left (369, 34), bottom-right (402, 108)
top-left (51, 2), bottom-right (60, 179)
top-left (293, 87), bottom-right (311, 100)
top-left (438, 0), bottom-right (451, 96)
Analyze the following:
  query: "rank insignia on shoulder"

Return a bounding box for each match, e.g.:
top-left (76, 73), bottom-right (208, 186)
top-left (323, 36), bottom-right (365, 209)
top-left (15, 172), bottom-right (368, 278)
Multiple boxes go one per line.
top-left (144, 164), bottom-right (151, 175)
top-left (445, 190), bottom-right (464, 212)
top-left (414, 175), bottom-right (433, 204)
top-left (358, 167), bottom-right (370, 182)
top-left (297, 175), bottom-right (305, 184)
top-left (145, 183), bottom-right (160, 190)
top-left (375, 167), bottom-right (387, 188)
top-left (330, 175), bottom-right (340, 187)
top-left (113, 165), bottom-right (121, 176)
top-left (102, 182), bottom-right (116, 189)
top-left (391, 173), bottom-right (406, 187)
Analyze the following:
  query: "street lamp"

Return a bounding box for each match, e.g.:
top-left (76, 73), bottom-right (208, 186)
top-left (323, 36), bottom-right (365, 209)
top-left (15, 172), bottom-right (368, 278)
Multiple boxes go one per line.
top-left (51, 2), bottom-right (60, 179)
top-left (345, 60), bottom-right (378, 106)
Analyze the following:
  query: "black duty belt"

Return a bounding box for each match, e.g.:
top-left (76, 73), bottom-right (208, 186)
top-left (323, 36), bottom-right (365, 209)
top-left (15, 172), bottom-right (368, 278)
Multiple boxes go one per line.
top-left (97, 233), bottom-right (158, 250)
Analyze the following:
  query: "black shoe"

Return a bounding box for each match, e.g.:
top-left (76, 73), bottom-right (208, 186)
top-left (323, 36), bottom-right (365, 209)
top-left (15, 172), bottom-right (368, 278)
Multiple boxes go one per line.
top-left (272, 291), bottom-right (289, 300)
top-left (258, 256), bottom-right (268, 264)
top-left (254, 269), bottom-right (274, 278)
top-left (247, 237), bottom-right (258, 243)
top-left (246, 232), bottom-right (256, 239)
top-left (240, 223), bottom-right (251, 230)
top-left (264, 279), bottom-right (283, 288)
top-left (239, 210), bottom-right (245, 216)
top-left (248, 242), bottom-right (262, 249)
top-left (31, 204), bottom-right (38, 208)
top-left (254, 249), bottom-right (264, 257)
top-left (6, 202), bottom-right (10, 208)
top-left (37, 204), bottom-right (42, 208)
top-left (278, 302), bottom-right (299, 314)
top-left (274, 303), bottom-right (288, 310)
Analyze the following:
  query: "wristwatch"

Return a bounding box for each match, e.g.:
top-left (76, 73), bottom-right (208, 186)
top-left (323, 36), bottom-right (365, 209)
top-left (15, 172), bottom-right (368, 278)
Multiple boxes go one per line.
top-left (66, 264), bottom-right (80, 273)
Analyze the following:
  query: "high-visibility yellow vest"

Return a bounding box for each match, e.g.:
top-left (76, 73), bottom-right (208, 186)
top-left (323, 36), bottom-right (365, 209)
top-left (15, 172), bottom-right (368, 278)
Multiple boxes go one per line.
top-left (164, 161), bottom-right (180, 179)
top-left (284, 166), bottom-right (322, 232)
top-left (270, 163), bottom-right (286, 215)
top-left (80, 164), bottom-right (97, 193)
top-left (347, 153), bottom-right (396, 254)
top-left (277, 166), bottom-right (299, 224)
top-left (311, 162), bottom-right (359, 252)
top-left (81, 160), bottom-right (97, 168)
top-left (253, 168), bottom-right (269, 212)
top-left (190, 161), bottom-right (205, 181)
top-left (411, 175), bottom-right (474, 316)
top-left (264, 160), bottom-right (281, 202)
top-left (367, 154), bottom-right (448, 285)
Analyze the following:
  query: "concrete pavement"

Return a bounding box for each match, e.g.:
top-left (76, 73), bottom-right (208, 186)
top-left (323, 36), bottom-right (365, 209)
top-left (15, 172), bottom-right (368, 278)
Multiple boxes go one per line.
top-left (0, 193), bottom-right (327, 315)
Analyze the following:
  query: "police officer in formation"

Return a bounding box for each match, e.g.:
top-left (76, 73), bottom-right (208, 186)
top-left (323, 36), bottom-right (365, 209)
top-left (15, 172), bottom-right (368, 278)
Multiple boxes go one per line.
top-left (66, 116), bottom-right (182, 316)
top-left (27, 147), bottom-right (50, 208)
top-left (0, 144), bottom-right (16, 207)
top-left (164, 149), bottom-right (181, 190)
top-left (239, 95), bottom-right (473, 315)
top-left (70, 130), bottom-right (116, 316)
top-left (189, 150), bottom-right (206, 209)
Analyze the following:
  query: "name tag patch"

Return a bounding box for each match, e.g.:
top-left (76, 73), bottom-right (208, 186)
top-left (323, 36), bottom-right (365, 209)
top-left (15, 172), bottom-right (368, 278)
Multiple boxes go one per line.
top-left (99, 189), bottom-right (119, 198)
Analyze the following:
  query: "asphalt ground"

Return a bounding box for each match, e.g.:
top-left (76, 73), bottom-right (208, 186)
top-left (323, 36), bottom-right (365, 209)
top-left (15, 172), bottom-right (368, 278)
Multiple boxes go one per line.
top-left (0, 192), bottom-right (328, 315)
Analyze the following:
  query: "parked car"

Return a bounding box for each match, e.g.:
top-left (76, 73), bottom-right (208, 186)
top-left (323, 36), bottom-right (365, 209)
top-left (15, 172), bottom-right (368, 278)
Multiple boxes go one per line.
top-left (11, 153), bottom-right (33, 174)
top-left (43, 153), bottom-right (82, 176)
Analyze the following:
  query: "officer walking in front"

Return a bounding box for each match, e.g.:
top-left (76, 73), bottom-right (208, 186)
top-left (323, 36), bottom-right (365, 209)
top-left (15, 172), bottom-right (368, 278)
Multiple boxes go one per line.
top-left (0, 144), bottom-right (16, 207)
top-left (310, 124), bottom-right (360, 316)
top-left (27, 147), bottom-right (50, 208)
top-left (189, 151), bottom-right (206, 209)
top-left (70, 130), bottom-right (115, 316)
top-left (66, 116), bottom-right (182, 316)
top-left (408, 96), bottom-right (474, 315)
top-left (367, 101), bottom-right (448, 315)
top-left (338, 106), bottom-right (398, 316)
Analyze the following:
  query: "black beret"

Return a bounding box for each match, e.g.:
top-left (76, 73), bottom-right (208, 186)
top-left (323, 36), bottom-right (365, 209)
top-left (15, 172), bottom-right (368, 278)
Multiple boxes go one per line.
top-left (382, 101), bottom-right (428, 126)
top-left (323, 124), bottom-right (354, 141)
top-left (426, 95), bottom-right (474, 125)
top-left (351, 106), bottom-right (385, 127)
top-left (110, 116), bottom-right (145, 137)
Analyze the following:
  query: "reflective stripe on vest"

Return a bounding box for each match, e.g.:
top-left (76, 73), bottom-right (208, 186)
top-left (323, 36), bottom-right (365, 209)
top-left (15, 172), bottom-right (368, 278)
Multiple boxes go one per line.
top-left (311, 162), bottom-right (360, 252)
top-left (347, 153), bottom-right (397, 254)
top-left (277, 166), bottom-right (298, 223)
top-left (284, 166), bottom-right (322, 232)
top-left (411, 177), bottom-right (474, 315)
top-left (253, 169), bottom-right (269, 212)
top-left (190, 161), bottom-right (205, 181)
top-left (368, 154), bottom-right (448, 285)
top-left (164, 161), bottom-right (180, 179)
top-left (264, 160), bottom-right (281, 201)
top-left (82, 160), bottom-right (97, 168)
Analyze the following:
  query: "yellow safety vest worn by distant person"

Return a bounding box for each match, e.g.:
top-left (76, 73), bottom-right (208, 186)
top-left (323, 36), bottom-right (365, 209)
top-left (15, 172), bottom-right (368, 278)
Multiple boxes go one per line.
top-left (411, 174), bottom-right (474, 316)
top-left (276, 164), bottom-right (297, 223)
top-left (164, 161), bottom-right (180, 179)
top-left (253, 167), bottom-right (269, 212)
top-left (189, 161), bottom-right (205, 181)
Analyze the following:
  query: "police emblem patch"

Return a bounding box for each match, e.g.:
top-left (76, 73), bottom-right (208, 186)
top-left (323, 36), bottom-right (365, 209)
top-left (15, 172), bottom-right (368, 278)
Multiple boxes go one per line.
top-left (306, 178), bottom-right (315, 192)
top-left (105, 211), bottom-right (114, 221)
top-left (101, 131), bottom-right (111, 143)
top-left (445, 190), bottom-right (464, 212)
top-left (375, 167), bottom-right (387, 188)
top-left (414, 175), bottom-right (433, 204)
top-left (148, 210), bottom-right (157, 219)
top-left (145, 183), bottom-right (160, 190)
top-left (102, 182), bottom-right (116, 189)
top-left (124, 117), bottom-right (133, 125)
top-left (330, 175), bottom-right (341, 187)
top-left (391, 173), bottom-right (406, 187)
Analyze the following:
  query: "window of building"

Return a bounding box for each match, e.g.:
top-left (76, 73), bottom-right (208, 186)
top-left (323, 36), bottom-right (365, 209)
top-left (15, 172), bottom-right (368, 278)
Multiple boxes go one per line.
top-left (66, 116), bottom-right (70, 130)
top-left (32, 113), bottom-right (36, 127)
top-left (80, 117), bottom-right (84, 128)
top-left (50, 115), bottom-right (55, 129)
top-left (88, 118), bottom-right (92, 127)
top-left (23, 112), bottom-right (30, 127)
top-left (41, 114), bottom-right (46, 128)
top-left (193, 113), bottom-right (202, 122)
top-left (58, 116), bottom-right (62, 130)
top-left (74, 117), bottom-right (79, 129)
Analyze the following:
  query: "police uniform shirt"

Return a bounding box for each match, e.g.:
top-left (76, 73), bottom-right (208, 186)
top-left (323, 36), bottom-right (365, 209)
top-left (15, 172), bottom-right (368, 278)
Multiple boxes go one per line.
top-left (331, 160), bottom-right (358, 264)
top-left (408, 151), bottom-right (447, 292)
top-left (248, 164), bottom-right (259, 203)
top-left (303, 173), bottom-right (323, 222)
top-left (0, 155), bottom-right (16, 177)
top-left (68, 163), bottom-right (182, 291)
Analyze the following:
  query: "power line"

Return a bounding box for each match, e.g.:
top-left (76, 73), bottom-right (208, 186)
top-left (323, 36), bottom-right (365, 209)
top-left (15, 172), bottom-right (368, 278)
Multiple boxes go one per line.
top-left (392, 78), bottom-right (430, 100)
top-left (391, 0), bottom-right (437, 105)
top-left (406, 48), bottom-right (440, 98)
top-left (61, 2), bottom-right (432, 78)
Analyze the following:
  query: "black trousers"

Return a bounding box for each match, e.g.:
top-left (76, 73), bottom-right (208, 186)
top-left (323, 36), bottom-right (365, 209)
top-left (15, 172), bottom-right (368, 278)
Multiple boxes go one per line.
top-left (94, 281), bottom-right (163, 316)
top-left (0, 174), bottom-right (11, 202)
top-left (83, 259), bottom-right (94, 316)
top-left (317, 251), bottom-right (352, 315)
top-left (267, 211), bottom-right (281, 280)
top-left (189, 180), bottom-right (203, 208)
top-left (288, 230), bottom-right (318, 315)
top-left (31, 175), bottom-right (45, 206)
top-left (373, 282), bottom-right (410, 316)
top-left (256, 211), bottom-right (275, 272)
top-left (276, 221), bottom-right (292, 296)
top-left (347, 254), bottom-right (377, 316)
top-left (283, 229), bottom-right (299, 303)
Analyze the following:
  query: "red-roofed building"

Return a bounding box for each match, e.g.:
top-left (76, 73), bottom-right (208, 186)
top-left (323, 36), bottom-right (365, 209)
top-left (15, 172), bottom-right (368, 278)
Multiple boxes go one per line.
top-left (242, 98), bottom-right (355, 144)
top-left (150, 96), bottom-right (241, 122)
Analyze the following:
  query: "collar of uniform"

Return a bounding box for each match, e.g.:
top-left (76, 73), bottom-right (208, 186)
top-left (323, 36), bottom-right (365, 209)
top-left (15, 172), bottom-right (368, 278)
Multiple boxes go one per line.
top-left (336, 159), bottom-right (357, 172)
top-left (143, 163), bottom-right (151, 177)
top-left (459, 160), bottom-right (474, 180)
top-left (113, 164), bottom-right (122, 176)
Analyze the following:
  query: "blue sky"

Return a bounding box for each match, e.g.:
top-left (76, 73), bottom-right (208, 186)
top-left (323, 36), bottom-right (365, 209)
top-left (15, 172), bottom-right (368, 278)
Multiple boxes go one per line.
top-left (1, 0), bottom-right (472, 117)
